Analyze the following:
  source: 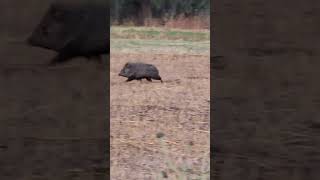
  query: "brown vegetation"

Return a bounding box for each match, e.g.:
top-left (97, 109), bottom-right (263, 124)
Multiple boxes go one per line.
top-left (110, 27), bottom-right (210, 179)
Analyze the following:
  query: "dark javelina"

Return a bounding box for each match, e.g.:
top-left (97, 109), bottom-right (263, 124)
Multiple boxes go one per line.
top-left (119, 62), bottom-right (163, 83)
top-left (27, 0), bottom-right (109, 65)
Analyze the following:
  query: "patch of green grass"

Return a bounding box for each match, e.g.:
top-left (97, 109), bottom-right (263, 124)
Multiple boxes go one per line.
top-left (165, 30), bottom-right (208, 41)
top-left (122, 28), bottom-right (161, 39)
top-left (110, 38), bottom-right (210, 55)
top-left (111, 26), bottom-right (209, 42)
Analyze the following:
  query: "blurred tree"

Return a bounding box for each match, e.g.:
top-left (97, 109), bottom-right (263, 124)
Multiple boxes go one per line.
top-left (110, 0), bottom-right (209, 25)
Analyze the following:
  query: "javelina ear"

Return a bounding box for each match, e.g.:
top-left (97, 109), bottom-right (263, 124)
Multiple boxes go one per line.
top-left (126, 63), bottom-right (132, 68)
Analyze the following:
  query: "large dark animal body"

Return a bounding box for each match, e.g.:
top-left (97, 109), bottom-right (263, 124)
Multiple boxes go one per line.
top-left (27, 1), bottom-right (109, 65)
top-left (119, 62), bottom-right (163, 83)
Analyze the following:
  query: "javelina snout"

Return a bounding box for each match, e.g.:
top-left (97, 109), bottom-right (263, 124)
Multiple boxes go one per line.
top-left (119, 62), bottom-right (163, 83)
top-left (27, 1), bottom-right (109, 65)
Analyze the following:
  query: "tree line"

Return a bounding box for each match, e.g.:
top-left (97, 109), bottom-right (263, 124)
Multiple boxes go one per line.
top-left (110, 0), bottom-right (210, 25)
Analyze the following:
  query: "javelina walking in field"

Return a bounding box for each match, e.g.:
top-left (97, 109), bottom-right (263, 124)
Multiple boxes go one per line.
top-left (27, 0), bottom-right (109, 65)
top-left (119, 62), bottom-right (163, 83)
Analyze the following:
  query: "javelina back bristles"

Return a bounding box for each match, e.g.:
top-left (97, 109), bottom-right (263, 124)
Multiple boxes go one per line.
top-left (119, 62), bottom-right (163, 83)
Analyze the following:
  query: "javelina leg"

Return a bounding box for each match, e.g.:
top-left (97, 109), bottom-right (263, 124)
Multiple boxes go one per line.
top-left (49, 52), bottom-right (74, 66)
top-left (154, 76), bottom-right (163, 83)
top-left (126, 76), bottom-right (135, 82)
top-left (146, 77), bottom-right (152, 82)
top-left (90, 55), bottom-right (103, 64)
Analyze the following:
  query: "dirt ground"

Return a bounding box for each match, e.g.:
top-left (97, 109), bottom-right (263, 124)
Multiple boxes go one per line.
top-left (110, 47), bottom-right (210, 178)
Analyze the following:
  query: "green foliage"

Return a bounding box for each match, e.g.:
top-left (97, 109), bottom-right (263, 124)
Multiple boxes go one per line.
top-left (110, 0), bottom-right (210, 23)
top-left (111, 26), bottom-right (210, 42)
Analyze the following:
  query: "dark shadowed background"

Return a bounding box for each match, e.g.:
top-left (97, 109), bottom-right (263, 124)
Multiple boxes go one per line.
top-left (0, 0), bottom-right (109, 179)
top-left (212, 0), bottom-right (320, 180)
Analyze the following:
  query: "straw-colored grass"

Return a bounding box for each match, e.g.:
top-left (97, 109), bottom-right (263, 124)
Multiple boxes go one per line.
top-left (110, 26), bottom-right (210, 179)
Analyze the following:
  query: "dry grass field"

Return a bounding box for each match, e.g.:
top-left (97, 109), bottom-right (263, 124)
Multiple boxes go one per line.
top-left (110, 26), bottom-right (210, 179)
